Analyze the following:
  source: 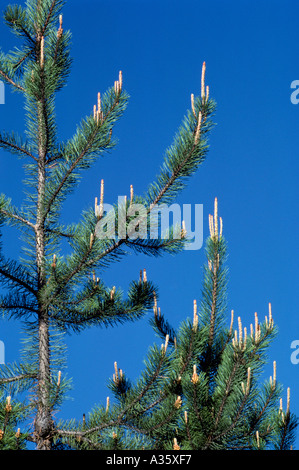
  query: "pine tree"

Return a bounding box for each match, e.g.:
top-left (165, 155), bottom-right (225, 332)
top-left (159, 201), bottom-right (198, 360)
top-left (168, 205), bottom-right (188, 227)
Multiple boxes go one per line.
top-left (0, 0), bottom-right (215, 450)
top-left (55, 199), bottom-right (297, 450)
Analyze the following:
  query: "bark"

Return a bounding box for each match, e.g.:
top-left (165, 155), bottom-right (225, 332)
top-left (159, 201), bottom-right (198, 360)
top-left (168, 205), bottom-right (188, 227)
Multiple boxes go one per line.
top-left (34, 80), bottom-right (53, 449)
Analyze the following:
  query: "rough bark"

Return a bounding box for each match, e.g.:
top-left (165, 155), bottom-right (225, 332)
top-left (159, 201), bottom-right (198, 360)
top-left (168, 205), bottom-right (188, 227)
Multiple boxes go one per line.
top-left (34, 80), bottom-right (53, 449)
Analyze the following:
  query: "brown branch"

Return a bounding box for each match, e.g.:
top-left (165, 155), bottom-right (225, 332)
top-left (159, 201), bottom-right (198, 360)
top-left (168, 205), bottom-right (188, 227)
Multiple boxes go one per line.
top-left (0, 69), bottom-right (25, 92)
top-left (0, 208), bottom-right (35, 230)
top-left (13, 50), bottom-right (32, 70)
top-left (0, 373), bottom-right (37, 385)
top-left (0, 267), bottom-right (37, 296)
top-left (0, 137), bottom-right (37, 161)
top-left (41, 0), bottom-right (57, 36)
top-left (0, 303), bottom-right (38, 314)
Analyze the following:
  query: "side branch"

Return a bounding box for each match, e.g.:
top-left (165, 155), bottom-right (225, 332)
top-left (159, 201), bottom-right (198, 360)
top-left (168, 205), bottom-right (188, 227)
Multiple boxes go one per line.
top-left (0, 68), bottom-right (25, 92)
top-left (0, 373), bottom-right (37, 385)
top-left (0, 208), bottom-right (35, 230)
top-left (0, 266), bottom-right (37, 296)
top-left (43, 129), bottom-right (99, 221)
top-left (0, 136), bottom-right (37, 161)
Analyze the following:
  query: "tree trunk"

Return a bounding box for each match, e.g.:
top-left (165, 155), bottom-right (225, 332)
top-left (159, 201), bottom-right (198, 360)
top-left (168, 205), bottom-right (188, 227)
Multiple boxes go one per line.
top-left (35, 311), bottom-right (53, 450)
top-left (34, 91), bottom-right (53, 449)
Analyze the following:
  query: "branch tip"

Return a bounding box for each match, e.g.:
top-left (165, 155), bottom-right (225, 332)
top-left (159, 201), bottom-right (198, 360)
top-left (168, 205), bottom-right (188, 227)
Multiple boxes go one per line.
top-left (173, 438), bottom-right (180, 450)
top-left (40, 36), bottom-right (45, 68)
top-left (201, 61), bottom-right (206, 99)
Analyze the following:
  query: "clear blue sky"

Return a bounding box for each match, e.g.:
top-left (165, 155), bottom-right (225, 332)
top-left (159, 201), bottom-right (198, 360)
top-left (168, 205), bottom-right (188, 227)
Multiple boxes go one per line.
top-left (0, 0), bottom-right (299, 447)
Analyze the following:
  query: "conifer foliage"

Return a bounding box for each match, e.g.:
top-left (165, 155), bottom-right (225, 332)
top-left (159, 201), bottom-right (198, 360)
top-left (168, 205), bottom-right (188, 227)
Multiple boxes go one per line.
top-left (0, 0), bottom-right (215, 450)
top-left (55, 200), bottom-right (297, 450)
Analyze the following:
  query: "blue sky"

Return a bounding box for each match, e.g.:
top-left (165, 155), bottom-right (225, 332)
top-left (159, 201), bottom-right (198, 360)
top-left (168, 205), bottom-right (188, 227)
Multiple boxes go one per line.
top-left (0, 0), bottom-right (299, 447)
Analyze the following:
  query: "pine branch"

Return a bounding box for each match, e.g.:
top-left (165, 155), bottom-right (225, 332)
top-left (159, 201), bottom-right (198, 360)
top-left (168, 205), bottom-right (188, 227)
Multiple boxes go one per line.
top-left (42, 88), bottom-right (127, 223)
top-left (4, 4), bottom-right (35, 44)
top-left (55, 342), bottom-right (177, 448)
top-left (0, 261), bottom-right (37, 297)
top-left (0, 132), bottom-right (37, 161)
top-left (0, 209), bottom-right (35, 231)
top-left (146, 84), bottom-right (214, 208)
top-left (48, 277), bottom-right (157, 332)
top-left (0, 195), bottom-right (35, 231)
top-left (203, 359), bottom-right (244, 449)
top-left (0, 292), bottom-right (39, 317)
top-left (0, 68), bottom-right (25, 92)
top-left (150, 304), bottom-right (177, 345)
top-left (0, 362), bottom-right (37, 394)
top-left (40, 0), bottom-right (58, 36)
